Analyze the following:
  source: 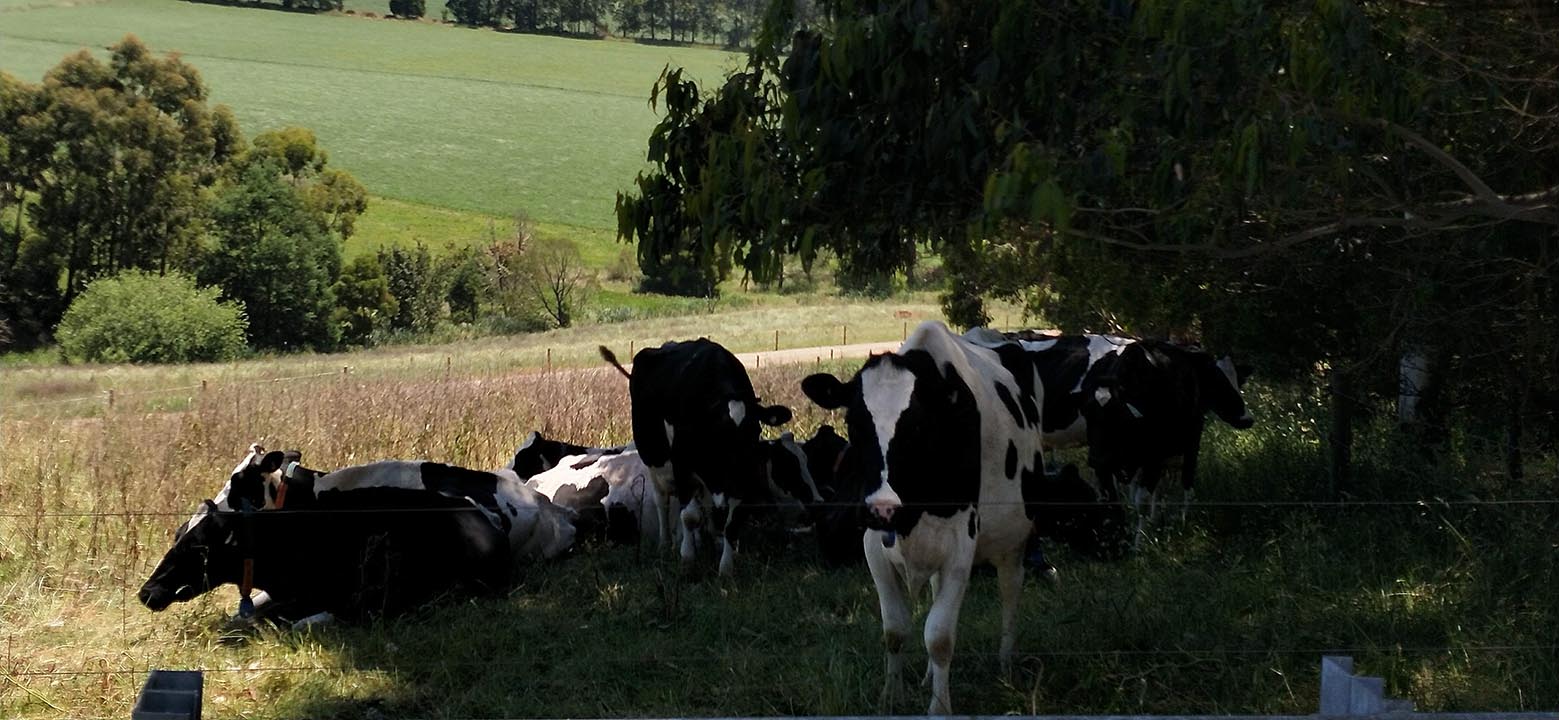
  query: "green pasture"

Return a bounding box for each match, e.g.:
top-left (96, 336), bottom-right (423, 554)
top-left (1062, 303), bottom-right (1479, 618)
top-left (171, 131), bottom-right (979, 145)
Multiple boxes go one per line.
top-left (0, 0), bottom-right (740, 229)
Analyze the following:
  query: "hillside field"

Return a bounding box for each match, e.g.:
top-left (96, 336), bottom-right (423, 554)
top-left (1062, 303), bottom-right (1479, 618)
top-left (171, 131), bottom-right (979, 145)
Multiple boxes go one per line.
top-left (0, 0), bottom-right (740, 230)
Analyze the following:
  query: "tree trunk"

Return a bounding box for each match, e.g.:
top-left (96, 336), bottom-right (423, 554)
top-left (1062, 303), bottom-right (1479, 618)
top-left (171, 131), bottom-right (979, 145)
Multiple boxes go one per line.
top-left (1328, 366), bottom-right (1353, 499)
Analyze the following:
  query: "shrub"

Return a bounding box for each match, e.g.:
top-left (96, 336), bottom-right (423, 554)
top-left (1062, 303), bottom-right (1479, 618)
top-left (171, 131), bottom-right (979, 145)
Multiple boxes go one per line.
top-left (388, 0), bottom-right (424, 17)
top-left (379, 243), bottom-right (446, 332)
top-left (200, 159), bottom-right (342, 352)
top-left (333, 255), bottom-right (398, 346)
top-left (605, 247), bottom-right (638, 282)
top-left (56, 271), bottom-right (247, 364)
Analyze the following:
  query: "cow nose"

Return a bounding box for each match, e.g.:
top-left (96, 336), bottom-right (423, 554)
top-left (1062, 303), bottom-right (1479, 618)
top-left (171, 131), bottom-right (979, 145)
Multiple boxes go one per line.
top-left (869, 498), bottom-right (900, 522)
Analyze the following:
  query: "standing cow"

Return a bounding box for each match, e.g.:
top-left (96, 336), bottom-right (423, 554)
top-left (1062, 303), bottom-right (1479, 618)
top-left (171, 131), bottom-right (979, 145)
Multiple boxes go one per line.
top-left (800, 321), bottom-right (1051, 714)
top-left (1081, 339), bottom-right (1253, 533)
top-left (599, 339), bottom-right (792, 575)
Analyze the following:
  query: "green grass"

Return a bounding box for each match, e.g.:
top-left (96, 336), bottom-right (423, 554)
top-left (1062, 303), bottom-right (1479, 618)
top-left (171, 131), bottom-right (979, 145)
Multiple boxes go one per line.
top-left (346, 196), bottom-right (621, 265)
top-left (0, 0), bottom-right (740, 229)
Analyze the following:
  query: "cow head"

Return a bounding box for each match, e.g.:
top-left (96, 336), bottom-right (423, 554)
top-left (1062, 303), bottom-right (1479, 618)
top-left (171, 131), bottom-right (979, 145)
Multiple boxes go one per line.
top-left (802, 350), bottom-right (980, 537)
top-left (1204, 355), bottom-right (1254, 429)
top-left (508, 431), bottom-right (593, 481)
top-left (139, 498), bottom-right (246, 611)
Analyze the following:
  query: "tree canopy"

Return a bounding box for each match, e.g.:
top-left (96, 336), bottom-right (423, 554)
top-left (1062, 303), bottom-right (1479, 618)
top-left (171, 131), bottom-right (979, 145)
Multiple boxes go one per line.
top-left (618, 0), bottom-right (1559, 477)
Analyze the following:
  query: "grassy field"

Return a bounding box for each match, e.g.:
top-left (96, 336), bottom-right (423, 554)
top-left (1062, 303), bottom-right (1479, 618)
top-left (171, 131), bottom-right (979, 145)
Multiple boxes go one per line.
top-left (0, 0), bottom-right (739, 229)
top-left (2, 359), bottom-right (1555, 719)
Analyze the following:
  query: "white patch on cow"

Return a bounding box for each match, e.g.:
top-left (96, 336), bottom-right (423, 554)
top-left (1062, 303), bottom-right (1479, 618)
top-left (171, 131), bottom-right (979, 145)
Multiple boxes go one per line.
top-left (493, 470), bottom-right (578, 563)
top-left (1074, 335), bottom-right (1136, 392)
top-left (1126, 403), bottom-right (1144, 419)
top-left (181, 445), bottom-right (261, 537)
top-left (712, 492), bottom-right (727, 508)
top-left (780, 434), bottom-right (823, 502)
top-left (1216, 355), bottom-right (1253, 424)
top-left (718, 497), bottom-right (742, 576)
top-left (860, 361), bottom-right (917, 511)
top-left (727, 399), bottom-right (746, 426)
top-left (662, 420), bottom-right (676, 446)
top-left (312, 461), bottom-right (433, 495)
top-left (1094, 386), bottom-right (1114, 406)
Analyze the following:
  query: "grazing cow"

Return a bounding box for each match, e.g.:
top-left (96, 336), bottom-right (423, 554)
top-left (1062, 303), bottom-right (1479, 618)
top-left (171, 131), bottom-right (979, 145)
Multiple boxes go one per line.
top-left (1080, 339), bottom-right (1253, 532)
top-left (801, 321), bottom-right (1059, 715)
top-left (525, 447), bottom-right (659, 546)
top-left (139, 447), bottom-right (578, 620)
top-left (599, 339), bottom-right (792, 575)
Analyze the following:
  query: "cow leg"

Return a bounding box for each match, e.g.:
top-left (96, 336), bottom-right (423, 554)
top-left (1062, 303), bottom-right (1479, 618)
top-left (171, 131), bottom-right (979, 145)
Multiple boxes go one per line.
top-left (647, 464), bottom-right (676, 553)
top-left (678, 489), bottom-right (703, 567)
top-left (996, 554), bottom-right (1024, 679)
top-left (717, 496), bottom-right (745, 576)
top-left (923, 562), bottom-right (970, 716)
top-left (1179, 448), bottom-right (1200, 525)
top-left (864, 532), bottom-right (911, 709)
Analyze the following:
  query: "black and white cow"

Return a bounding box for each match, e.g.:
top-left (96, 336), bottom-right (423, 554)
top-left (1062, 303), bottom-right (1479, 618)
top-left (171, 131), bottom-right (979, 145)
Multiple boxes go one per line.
top-left (599, 339), bottom-right (792, 575)
top-left (961, 327), bottom-right (1137, 449)
top-left (801, 321), bottom-right (1057, 715)
top-left (525, 446), bottom-right (659, 546)
top-left (506, 431), bottom-right (623, 480)
top-left (139, 446), bottom-right (578, 620)
top-left (1079, 339), bottom-right (1253, 532)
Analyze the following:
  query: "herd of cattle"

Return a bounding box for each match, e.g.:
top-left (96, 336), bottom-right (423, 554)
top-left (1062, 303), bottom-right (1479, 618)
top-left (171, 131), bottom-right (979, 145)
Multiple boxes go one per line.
top-left (138, 321), bottom-right (1253, 714)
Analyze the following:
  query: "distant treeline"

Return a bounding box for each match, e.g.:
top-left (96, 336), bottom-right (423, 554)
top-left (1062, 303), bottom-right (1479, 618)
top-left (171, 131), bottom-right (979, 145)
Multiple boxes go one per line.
top-left (445, 0), bottom-right (819, 46)
top-left (185, 0), bottom-right (819, 49)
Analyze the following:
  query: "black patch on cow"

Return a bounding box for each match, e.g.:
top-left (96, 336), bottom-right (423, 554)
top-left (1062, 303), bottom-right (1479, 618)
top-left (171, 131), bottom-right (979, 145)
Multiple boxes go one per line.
top-left (418, 463), bottom-right (508, 532)
top-left (967, 510), bottom-right (978, 538)
top-left (846, 350), bottom-right (982, 538)
top-left (506, 503), bottom-right (519, 516)
top-left (989, 344), bottom-right (1042, 428)
top-left (139, 485), bottom-right (512, 619)
top-left (1005, 441), bottom-right (1019, 479)
top-left (606, 505), bottom-right (640, 545)
top-left (993, 383), bottom-right (1024, 427)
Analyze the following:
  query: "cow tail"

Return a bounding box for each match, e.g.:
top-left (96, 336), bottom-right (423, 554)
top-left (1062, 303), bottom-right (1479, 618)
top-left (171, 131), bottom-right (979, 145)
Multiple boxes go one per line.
top-left (598, 345), bottom-right (631, 380)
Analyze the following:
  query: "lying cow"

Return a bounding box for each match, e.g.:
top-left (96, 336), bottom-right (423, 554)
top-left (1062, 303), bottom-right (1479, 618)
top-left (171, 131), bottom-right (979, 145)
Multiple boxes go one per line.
top-left (523, 445), bottom-right (659, 546)
top-left (802, 320), bottom-right (1097, 714)
top-left (139, 446), bottom-right (578, 621)
top-left (599, 339), bottom-right (792, 575)
top-left (506, 430), bottom-right (623, 480)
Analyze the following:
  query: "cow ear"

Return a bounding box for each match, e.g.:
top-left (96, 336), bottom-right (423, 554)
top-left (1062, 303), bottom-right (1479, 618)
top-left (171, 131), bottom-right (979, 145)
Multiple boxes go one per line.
top-left (258, 451), bottom-right (286, 473)
top-left (283, 450), bottom-right (302, 464)
top-left (759, 404), bottom-right (792, 427)
top-left (801, 374), bottom-right (848, 409)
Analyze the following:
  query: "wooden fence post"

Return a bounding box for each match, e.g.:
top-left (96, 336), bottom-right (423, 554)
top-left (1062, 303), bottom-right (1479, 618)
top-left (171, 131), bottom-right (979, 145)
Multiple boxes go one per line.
top-left (546, 348), bottom-right (552, 373)
top-left (842, 325), bottom-right (848, 345)
top-left (107, 389), bottom-right (115, 409)
top-left (774, 330), bottom-right (779, 352)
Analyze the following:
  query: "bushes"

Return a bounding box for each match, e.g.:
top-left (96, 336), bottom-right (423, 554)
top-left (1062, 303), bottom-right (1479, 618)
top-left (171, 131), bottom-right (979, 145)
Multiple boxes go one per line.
top-left (389, 0), bottom-right (425, 17)
top-left (333, 255), bottom-right (398, 345)
top-left (56, 271), bottom-right (247, 364)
